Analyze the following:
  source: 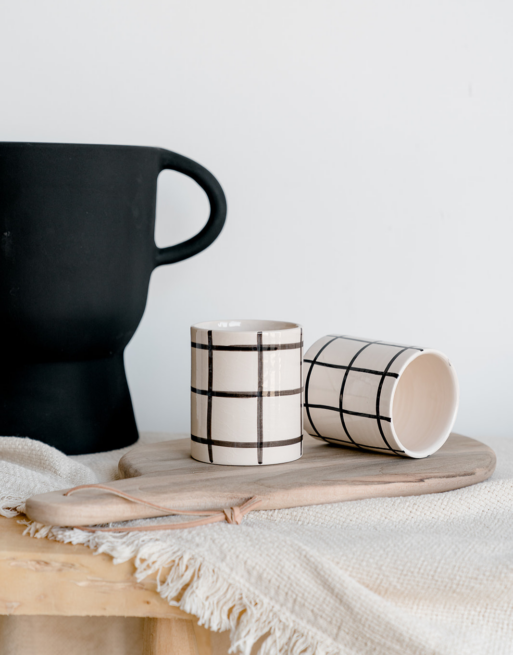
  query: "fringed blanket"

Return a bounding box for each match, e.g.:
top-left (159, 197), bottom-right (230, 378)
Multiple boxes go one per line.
top-left (1, 433), bottom-right (512, 655)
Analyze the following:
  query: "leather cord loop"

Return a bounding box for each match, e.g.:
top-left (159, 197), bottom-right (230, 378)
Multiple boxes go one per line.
top-left (63, 484), bottom-right (261, 532)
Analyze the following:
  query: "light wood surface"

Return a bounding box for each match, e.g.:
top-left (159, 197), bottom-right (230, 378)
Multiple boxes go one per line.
top-left (0, 516), bottom-right (189, 619)
top-left (25, 433), bottom-right (496, 527)
top-left (143, 618), bottom-right (210, 655)
top-left (0, 515), bottom-right (213, 654)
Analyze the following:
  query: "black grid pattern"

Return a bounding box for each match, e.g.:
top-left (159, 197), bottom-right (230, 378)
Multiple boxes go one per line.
top-left (191, 328), bottom-right (304, 465)
top-left (303, 335), bottom-right (423, 455)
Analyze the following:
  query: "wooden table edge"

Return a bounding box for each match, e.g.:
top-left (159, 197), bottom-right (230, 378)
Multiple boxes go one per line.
top-left (0, 515), bottom-right (210, 654)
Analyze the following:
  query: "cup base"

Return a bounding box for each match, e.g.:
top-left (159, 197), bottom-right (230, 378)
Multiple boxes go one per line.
top-left (191, 439), bottom-right (303, 466)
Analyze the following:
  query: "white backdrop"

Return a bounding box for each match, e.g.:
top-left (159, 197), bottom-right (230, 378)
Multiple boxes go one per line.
top-left (1, 1), bottom-right (512, 439)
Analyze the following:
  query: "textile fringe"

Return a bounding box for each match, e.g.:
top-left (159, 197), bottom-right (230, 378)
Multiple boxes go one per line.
top-left (0, 496), bottom-right (25, 518)
top-left (21, 520), bottom-right (340, 655)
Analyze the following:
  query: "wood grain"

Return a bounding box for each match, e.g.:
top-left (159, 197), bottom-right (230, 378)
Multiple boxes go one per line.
top-left (0, 516), bottom-right (190, 619)
top-left (25, 433), bottom-right (496, 527)
top-left (0, 515), bottom-right (212, 654)
top-left (143, 617), bottom-right (211, 655)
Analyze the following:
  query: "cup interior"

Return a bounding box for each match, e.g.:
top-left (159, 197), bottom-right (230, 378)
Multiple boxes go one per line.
top-left (193, 319), bottom-right (300, 333)
top-left (392, 351), bottom-right (459, 457)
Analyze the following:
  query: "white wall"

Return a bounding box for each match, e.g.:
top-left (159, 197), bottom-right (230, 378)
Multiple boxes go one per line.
top-left (1, 0), bottom-right (512, 439)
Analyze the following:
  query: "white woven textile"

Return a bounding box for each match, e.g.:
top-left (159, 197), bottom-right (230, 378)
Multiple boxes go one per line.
top-left (1, 432), bottom-right (512, 655)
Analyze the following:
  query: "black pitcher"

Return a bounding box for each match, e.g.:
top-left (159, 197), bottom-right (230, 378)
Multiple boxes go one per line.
top-left (0, 142), bottom-right (227, 454)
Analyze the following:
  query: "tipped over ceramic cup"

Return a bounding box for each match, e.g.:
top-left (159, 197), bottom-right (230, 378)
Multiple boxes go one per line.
top-left (303, 335), bottom-right (459, 458)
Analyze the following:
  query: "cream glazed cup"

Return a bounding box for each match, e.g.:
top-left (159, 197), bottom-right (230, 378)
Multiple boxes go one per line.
top-left (191, 320), bottom-right (303, 466)
top-left (303, 335), bottom-right (459, 458)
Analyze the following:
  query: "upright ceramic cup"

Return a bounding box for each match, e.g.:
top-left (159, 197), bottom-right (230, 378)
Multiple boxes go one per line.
top-left (191, 320), bottom-right (303, 465)
top-left (303, 335), bottom-right (459, 458)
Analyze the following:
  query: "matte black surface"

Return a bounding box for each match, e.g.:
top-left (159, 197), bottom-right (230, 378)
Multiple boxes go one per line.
top-left (0, 142), bottom-right (227, 454)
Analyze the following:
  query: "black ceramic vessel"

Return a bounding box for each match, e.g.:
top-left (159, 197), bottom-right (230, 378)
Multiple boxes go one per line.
top-left (0, 142), bottom-right (226, 454)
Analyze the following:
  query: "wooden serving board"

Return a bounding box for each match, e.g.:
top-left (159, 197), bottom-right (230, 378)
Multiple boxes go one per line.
top-left (26, 433), bottom-right (496, 527)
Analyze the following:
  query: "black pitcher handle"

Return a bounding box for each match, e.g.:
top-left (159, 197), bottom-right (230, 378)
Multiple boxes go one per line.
top-left (154, 150), bottom-right (227, 268)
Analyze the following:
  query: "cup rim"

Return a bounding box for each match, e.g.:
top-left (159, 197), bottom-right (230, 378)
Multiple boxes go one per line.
top-left (389, 348), bottom-right (459, 458)
top-left (191, 319), bottom-right (301, 334)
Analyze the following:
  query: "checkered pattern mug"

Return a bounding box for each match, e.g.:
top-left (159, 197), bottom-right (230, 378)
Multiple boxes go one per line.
top-left (303, 335), bottom-right (459, 458)
top-left (191, 320), bottom-right (303, 465)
